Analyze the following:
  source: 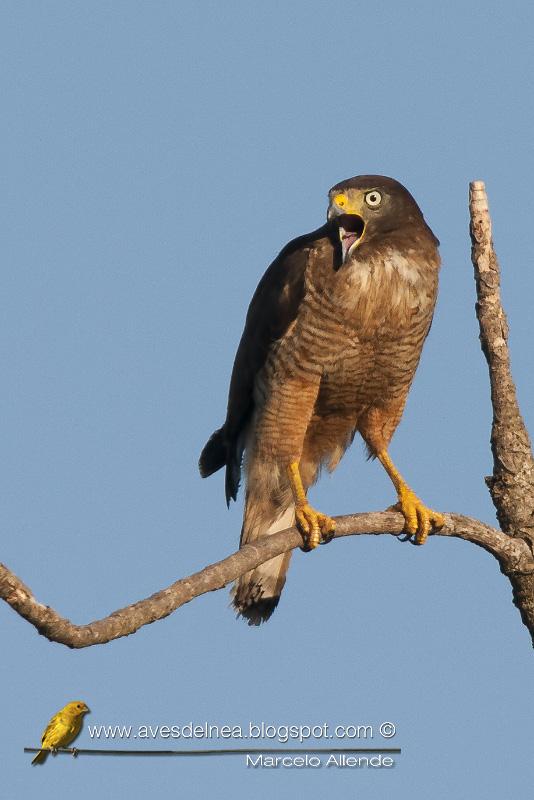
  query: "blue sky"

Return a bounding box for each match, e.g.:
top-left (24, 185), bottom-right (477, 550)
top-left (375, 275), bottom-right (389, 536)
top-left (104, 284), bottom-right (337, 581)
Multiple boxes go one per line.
top-left (1, 1), bottom-right (533, 797)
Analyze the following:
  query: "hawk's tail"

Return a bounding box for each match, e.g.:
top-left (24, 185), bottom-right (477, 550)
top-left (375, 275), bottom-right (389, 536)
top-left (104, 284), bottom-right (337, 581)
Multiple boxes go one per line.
top-left (232, 496), bottom-right (294, 626)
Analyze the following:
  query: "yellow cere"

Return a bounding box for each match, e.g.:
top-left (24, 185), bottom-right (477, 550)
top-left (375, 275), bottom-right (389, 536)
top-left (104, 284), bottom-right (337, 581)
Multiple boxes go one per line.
top-left (333, 193), bottom-right (347, 208)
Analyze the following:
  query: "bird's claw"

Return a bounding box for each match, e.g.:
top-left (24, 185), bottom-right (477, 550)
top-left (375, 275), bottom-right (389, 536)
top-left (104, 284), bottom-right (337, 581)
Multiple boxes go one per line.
top-left (320, 528), bottom-right (336, 545)
top-left (71, 748), bottom-right (79, 758)
top-left (391, 489), bottom-right (445, 545)
top-left (295, 502), bottom-right (335, 551)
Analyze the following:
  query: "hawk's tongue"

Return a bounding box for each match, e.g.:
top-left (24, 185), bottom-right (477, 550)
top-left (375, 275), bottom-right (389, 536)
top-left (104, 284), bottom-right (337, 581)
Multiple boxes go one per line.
top-left (342, 233), bottom-right (358, 259)
top-left (337, 215), bottom-right (365, 261)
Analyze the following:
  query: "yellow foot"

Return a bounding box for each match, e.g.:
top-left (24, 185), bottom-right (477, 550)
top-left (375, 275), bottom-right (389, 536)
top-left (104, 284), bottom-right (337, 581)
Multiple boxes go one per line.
top-left (295, 503), bottom-right (336, 551)
top-left (392, 487), bottom-right (445, 545)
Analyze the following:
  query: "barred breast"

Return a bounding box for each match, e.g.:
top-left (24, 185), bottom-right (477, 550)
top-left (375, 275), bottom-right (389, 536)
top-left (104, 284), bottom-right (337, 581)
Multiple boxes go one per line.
top-left (249, 235), bottom-right (438, 477)
top-left (299, 240), bottom-right (438, 473)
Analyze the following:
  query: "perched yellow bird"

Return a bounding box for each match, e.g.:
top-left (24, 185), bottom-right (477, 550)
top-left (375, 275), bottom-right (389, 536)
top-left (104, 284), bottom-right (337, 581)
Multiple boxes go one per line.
top-left (31, 701), bottom-right (90, 765)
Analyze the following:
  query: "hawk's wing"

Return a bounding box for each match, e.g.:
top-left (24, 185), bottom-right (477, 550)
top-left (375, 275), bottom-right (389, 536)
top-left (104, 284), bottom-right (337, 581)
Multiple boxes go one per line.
top-left (199, 224), bottom-right (334, 504)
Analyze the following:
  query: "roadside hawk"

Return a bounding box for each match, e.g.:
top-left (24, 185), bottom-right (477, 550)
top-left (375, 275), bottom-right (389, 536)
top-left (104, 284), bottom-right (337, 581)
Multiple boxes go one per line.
top-left (200, 175), bottom-right (444, 625)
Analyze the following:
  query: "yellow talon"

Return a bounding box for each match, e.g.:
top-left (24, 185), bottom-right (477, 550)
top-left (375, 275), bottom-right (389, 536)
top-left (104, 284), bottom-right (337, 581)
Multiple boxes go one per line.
top-left (295, 502), bottom-right (336, 551)
top-left (396, 486), bottom-right (445, 545)
top-left (287, 461), bottom-right (335, 551)
top-left (377, 449), bottom-right (444, 545)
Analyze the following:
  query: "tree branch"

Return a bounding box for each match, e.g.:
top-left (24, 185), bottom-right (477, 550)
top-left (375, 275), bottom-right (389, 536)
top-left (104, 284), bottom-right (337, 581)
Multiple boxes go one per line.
top-left (1, 181), bottom-right (533, 649)
top-left (1, 511), bottom-right (530, 649)
top-left (469, 180), bottom-right (534, 639)
top-left (470, 181), bottom-right (534, 546)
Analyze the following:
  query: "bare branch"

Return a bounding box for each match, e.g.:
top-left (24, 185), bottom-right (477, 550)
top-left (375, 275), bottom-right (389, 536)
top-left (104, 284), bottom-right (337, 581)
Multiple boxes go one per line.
top-left (469, 181), bottom-right (534, 547)
top-left (469, 180), bottom-right (534, 643)
top-left (1, 512), bottom-right (531, 649)
top-left (1, 181), bottom-right (533, 651)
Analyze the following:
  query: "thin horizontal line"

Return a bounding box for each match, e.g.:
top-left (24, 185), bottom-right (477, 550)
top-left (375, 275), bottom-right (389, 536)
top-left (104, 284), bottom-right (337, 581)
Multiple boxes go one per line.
top-left (25, 746), bottom-right (401, 757)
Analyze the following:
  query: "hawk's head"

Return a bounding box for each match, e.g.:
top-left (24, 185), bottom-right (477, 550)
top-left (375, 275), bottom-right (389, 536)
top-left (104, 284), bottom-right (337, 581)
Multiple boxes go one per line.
top-left (327, 175), bottom-right (434, 263)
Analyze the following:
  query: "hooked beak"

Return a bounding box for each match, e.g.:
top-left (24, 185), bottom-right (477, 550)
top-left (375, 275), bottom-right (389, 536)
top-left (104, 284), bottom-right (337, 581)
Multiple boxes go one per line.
top-left (328, 196), bottom-right (366, 262)
top-left (336, 214), bottom-right (365, 261)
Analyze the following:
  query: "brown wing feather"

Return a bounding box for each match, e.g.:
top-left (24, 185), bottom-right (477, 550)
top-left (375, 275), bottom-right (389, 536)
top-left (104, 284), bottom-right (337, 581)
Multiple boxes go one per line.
top-left (199, 224), bottom-right (334, 504)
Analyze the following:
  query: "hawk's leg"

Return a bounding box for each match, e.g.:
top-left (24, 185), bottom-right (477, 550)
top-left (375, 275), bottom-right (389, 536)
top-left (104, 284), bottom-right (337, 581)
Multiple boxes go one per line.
top-left (287, 461), bottom-right (335, 551)
top-left (377, 450), bottom-right (445, 545)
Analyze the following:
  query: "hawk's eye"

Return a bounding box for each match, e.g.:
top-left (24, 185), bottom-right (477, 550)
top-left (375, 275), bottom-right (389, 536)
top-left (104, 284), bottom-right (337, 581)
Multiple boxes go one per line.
top-left (364, 190), bottom-right (382, 208)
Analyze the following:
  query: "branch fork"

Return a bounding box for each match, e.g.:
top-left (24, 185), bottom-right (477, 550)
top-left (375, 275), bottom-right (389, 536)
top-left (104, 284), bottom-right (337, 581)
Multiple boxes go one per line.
top-left (1, 182), bottom-right (533, 647)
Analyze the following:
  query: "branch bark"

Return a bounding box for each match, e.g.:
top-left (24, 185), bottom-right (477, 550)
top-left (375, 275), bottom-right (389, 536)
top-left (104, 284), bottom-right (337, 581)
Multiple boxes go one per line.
top-left (470, 182), bottom-right (534, 545)
top-left (1, 511), bottom-right (530, 649)
top-left (0, 181), bottom-right (533, 649)
top-left (469, 181), bottom-right (534, 640)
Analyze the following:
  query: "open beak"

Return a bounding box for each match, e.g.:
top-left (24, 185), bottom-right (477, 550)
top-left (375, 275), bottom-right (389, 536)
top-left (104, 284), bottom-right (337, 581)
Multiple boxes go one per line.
top-left (336, 213), bottom-right (365, 261)
top-left (328, 197), bottom-right (366, 262)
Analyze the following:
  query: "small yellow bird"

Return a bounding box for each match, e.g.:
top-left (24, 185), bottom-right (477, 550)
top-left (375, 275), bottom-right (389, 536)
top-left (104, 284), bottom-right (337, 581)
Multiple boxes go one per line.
top-left (31, 701), bottom-right (90, 765)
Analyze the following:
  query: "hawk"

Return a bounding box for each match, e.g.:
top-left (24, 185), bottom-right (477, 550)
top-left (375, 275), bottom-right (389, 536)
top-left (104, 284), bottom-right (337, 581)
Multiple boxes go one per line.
top-left (200, 175), bottom-right (444, 625)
